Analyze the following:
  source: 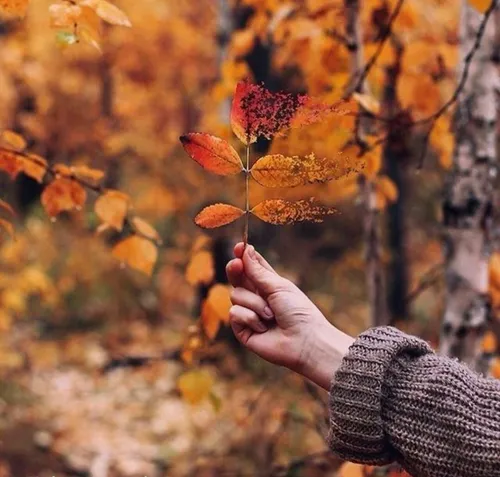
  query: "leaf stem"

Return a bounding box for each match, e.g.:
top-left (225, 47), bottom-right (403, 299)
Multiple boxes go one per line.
top-left (244, 145), bottom-right (250, 245)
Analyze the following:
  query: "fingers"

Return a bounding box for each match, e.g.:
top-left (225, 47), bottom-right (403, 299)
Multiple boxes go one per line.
top-left (231, 287), bottom-right (274, 320)
top-left (229, 305), bottom-right (268, 334)
top-left (226, 258), bottom-right (256, 292)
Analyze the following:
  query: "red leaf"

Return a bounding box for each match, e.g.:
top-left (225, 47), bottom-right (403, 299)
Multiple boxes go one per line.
top-left (195, 204), bottom-right (245, 229)
top-left (180, 133), bottom-right (243, 175)
top-left (230, 81), bottom-right (352, 145)
top-left (41, 178), bottom-right (87, 217)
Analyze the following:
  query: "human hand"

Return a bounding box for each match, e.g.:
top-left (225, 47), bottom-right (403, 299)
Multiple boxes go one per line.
top-left (226, 243), bottom-right (353, 390)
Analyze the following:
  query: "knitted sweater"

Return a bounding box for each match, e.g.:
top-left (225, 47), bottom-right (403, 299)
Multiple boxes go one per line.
top-left (328, 327), bottom-right (500, 477)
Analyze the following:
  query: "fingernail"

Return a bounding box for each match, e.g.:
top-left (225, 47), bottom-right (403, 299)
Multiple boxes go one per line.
top-left (248, 245), bottom-right (256, 260)
top-left (264, 306), bottom-right (274, 318)
top-left (256, 321), bottom-right (267, 332)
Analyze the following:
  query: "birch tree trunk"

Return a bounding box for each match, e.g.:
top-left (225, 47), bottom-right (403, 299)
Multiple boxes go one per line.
top-left (344, 0), bottom-right (388, 327)
top-left (439, 1), bottom-right (498, 371)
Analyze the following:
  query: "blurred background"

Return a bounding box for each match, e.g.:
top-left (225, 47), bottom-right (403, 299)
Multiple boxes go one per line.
top-left (0, 0), bottom-right (497, 476)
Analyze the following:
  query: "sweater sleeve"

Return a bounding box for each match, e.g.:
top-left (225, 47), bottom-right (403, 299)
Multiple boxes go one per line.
top-left (327, 326), bottom-right (500, 477)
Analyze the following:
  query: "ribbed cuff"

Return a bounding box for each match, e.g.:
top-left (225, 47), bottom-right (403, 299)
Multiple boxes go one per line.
top-left (327, 326), bottom-right (433, 465)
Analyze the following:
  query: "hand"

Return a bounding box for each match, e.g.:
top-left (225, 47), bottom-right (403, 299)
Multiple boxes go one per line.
top-left (226, 243), bottom-right (354, 390)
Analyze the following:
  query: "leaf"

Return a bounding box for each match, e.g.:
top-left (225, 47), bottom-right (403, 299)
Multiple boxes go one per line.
top-left (177, 369), bottom-right (214, 405)
top-left (481, 331), bottom-right (497, 354)
top-left (0, 0), bottom-right (30, 17)
top-left (0, 199), bottom-right (15, 216)
top-left (230, 81), bottom-right (352, 145)
top-left (0, 150), bottom-right (22, 179)
top-left (78, 5), bottom-right (102, 51)
top-left (0, 218), bottom-right (14, 238)
top-left (195, 204), bottom-right (245, 229)
top-left (180, 133), bottom-right (243, 176)
top-left (362, 148), bottom-right (382, 180)
top-left (41, 178), bottom-right (87, 217)
top-left (71, 165), bottom-right (105, 184)
top-left (19, 154), bottom-right (47, 183)
top-left (338, 462), bottom-right (365, 477)
top-left (131, 217), bottom-right (161, 242)
top-left (376, 176), bottom-right (399, 203)
top-left (0, 130), bottom-right (27, 151)
top-left (95, 190), bottom-right (130, 231)
top-left (49, 2), bottom-right (82, 28)
top-left (112, 235), bottom-right (158, 276)
top-left (80, 0), bottom-right (131, 27)
top-left (231, 29), bottom-right (255, 58)
top-left (468, 0), bottom-right (493, 13)
top-left (186, 250), bottom-right (214, 286)
top-left (251, 152), bottom-right (362, 188)
top-left (201, 284), bottom-right (232, 340)
top-left (251, 199), bottom-right (339, 225)
top-left (352, 92), bottom-right (381, 116)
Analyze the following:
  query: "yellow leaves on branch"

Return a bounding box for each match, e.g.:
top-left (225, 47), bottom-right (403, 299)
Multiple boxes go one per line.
top-left (186, 251), bottom-right (214, 286)
top-left (41, 178), bottom-right (87, 218)
top-left (251, 152), bottom-right (363, 188)
top-left (177, 369), bottom-right (214, 405)
top-left (201, 284), bottom-right (231, 340)
top-left (112, 235), bottom-right (158, 276)
top-left (0, 0), bottom-right (29, 18)
top-left (251, 199), bottom-right (338, 225)
top-left (95, 190), bottom-right (130, 231)
top-left (195, 204), bottom-right (245, 229)
top-left (468, 0), bottom-right (494, 13)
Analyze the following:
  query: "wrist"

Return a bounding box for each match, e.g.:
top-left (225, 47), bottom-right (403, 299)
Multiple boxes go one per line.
top-left (298, 321), bottom-right (354, 391)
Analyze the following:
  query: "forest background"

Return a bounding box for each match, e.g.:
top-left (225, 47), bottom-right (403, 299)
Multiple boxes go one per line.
top-left (0, 0), bottom-right (498, 476)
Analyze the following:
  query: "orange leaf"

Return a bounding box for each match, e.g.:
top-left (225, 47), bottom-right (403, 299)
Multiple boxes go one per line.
top-left (201, 284), bottom-right (232, 339)
top-left (80, 0), bottom-right (131, 27)
top-left (131, 217), bottom-right (161, 242)
top-left (78, 6), bottom-right (102, 51)
top-left (0, 199), bottom-right (15, 216)
top-left (195, 204), bottom-right (245, 229)
top-left (491, 357), bottom-right (500, 379)
top-left (95, 190), bottom-right (130, 231)
top-left (0, 149), bottom-right (22, 179)
top-left (0, 218), bottom-right (14, 238)
top-left (71, 165), bottom-right (105, 184)
top-left (468, 0), bottom-right (493, 13)
top-left (41, 178), bottom-right (87, 217)
top-left (180, 133), bottom-right (243, 175)
top-left (251, 152), bottom-right (362, 188)
top-left (186, 250), bottom-right (214, 286)
top-left (363, 148), bottom-right (382, 179)
top-left (481, 331), bottom-right (497, 354)
top-left (251, 199), bottom-right (338, 225)
top-left (376, 176), bottom-right (399, 203)
top-left (112, 235), bottom-right (158, 276)
top-left (0, 130), bottom-right (27, 151)
top-left (231, 29), bottom-right (255, 58)
top-left (177, 369), bottom-right (214, 405)
top-left (338, 462), bottom-right (365, 477)
top-left (0, 0), bottom-right (30, 17)
top-left (19, 154), bottom-right (47, 183)
top-left (49, 2), bottom-right (82, 28)
top-left (352, 93), bottom-right (381, 116)
top-left (230, 81), bottom-right (352, 145)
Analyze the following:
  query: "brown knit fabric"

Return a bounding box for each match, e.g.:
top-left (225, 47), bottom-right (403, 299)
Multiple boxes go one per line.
top-left (328, 326), bottom-right (500, 477)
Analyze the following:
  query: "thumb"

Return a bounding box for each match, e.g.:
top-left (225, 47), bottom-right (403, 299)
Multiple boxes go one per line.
top-left (243, 246), bottom-right (289, 296)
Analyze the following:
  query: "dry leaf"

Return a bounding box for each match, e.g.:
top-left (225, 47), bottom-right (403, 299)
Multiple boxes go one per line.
top-left (251, 199), bottom-right (338, 225)
top-left (41, 178), bottom-right (87, 217)
top-left (19, 154), bottom-right (47, 183)
top-left (81, 0), bottom-right (131, 27)
top-left (376, 176), bottom-right (399, 203)
top-left (467, 0), bottom-right (493, 13)
top-left (195, 204), bottom-right (245, 229)
top-left (95, 190), bottom-right (130, 231)
top-left (71, 165), bottom-right (105, 184)
top-left (251, 152), bottom-right (362, 188)
top-left (112, 235), bottom-right (158, 276)
top-left (177, 369), bottom-right (214, 405)
top-left (352, 92), bottom-right (381, 116)
top-left (0, 0), bottom-right (30, 17)
top-left (186, 250), bottom-right (214, 286)
top-left (0, 150), bottom-right (22, 179)
top-left (180, 133), bottom-right (243, 176)
top-left (131, 217), bottom-right (160, 242)
top-left (201, 284), bottom-right (232, 340)
top-left (1, 130), bottom-right (27, 151)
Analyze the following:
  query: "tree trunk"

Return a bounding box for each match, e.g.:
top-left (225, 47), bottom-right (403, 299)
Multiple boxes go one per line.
top-left (439, 1), bottom-right (498, 371)
top-left (345, 0), bottom-right (389, 327)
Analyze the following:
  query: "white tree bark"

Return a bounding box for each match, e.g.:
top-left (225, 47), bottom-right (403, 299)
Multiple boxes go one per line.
top-left (439, 1), bottom-right (498, 370)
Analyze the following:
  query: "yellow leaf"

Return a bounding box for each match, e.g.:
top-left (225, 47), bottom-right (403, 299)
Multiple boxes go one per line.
top-left (195, 204), bottom-right (245, 229)
top-left (95, 190), bottom-right (130, 231)
top-left (71, 165), bottom-right (105, 184)
top-left (41, 178), bottom-right (87, 217)
top-left (363, 148), bottom-right (382, 179)
top-left (19, 154), bottom-right (47, 183)
top-left (468, 0), bottom-right (493, 13)
top-left (352, 93), bottom-right (381, 116)
top-left (81, 0), bottom-right (131, 27)
top-left (131, 217), bottom-right (161, 242)
top-left (376, 176), bottom-right (399, 203)
top-left (177, 369), bottom-right (214, 405)
top-left (112, 235), bottom-right (158, 276)
top-left (0, 130), bottom-right (27, 151)
top-left (186, 250), bottom-right (214, 286)
top-left (201, 284), bottom-right (232, 340)
top-left (49, 2), bottom-right (82, 28)
top-left (481, 331), bottom-right (497, 354)
top-left (0, 149), bottom-right (22, 179)
top-left (251, 199), bottom-right (338, 225)
top-left (77, 5), bottom-right (102, 51)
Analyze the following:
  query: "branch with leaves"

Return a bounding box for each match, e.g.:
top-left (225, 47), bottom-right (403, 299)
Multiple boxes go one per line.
top-left (0, 130), bottom-right (161, 275)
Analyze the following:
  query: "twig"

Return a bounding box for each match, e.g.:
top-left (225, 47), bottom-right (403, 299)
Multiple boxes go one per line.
top-left (101, 349), bottom-right (181, 373)
top-left (405, 262), bottom-right (444, 304)
top-left (344, 0), bottom-right (406, 98)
